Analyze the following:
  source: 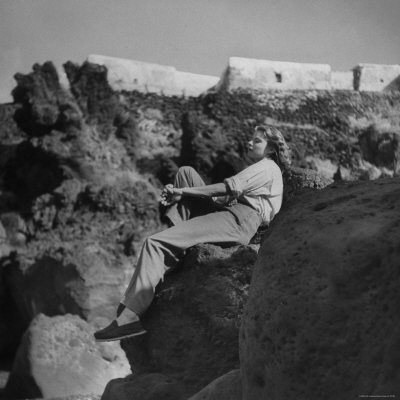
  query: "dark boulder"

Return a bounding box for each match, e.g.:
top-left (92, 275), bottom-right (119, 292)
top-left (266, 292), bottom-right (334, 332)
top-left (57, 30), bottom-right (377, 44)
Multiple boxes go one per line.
top-left (241, 177), bottom-right (400, 399)
top-left (121, 243), bottom-right (259, 396)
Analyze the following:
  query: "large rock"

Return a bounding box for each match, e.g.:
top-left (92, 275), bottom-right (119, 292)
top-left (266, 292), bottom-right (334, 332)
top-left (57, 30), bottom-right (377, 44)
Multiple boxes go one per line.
top-left (121, 243), bottom-right (259, 395)
top-left (359, 124), bottom-right (400, 174)
top-left (5, 314), bottom-right (130, 399)
top-left (4, 243), bottom-right (132, 328)
top-left (12, 62), bottom-right (82, 136)
top-left (240, 178), bottom-right (400, 399)
top-left (2, 175), bottom-right (161, 329)
top-left (101, 373), bottom-right (188, 400)
top-left (64, 61), bottom-right (121, 137)
top-left (188, 369), bottom-right (241, 400)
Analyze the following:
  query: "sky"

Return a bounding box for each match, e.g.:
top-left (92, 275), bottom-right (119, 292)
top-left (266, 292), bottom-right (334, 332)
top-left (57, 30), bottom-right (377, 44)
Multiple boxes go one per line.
top-left (1, 0), bottom-right (399, 102)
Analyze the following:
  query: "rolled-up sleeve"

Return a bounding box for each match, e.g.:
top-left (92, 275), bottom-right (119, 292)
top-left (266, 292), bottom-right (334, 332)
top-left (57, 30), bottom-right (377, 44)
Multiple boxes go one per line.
top-left (224, 160), bottom-right (272, 199)
top-left (224, 176), bottom-right (242, 198)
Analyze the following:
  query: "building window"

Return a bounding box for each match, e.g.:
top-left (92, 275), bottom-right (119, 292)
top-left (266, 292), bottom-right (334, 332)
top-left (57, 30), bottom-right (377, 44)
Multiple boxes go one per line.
top-left (275, 73), bottom-right (282, 83)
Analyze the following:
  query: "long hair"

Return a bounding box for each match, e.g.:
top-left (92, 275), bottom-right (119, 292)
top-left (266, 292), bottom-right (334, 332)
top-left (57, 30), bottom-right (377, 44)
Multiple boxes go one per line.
top-left (255, 125), bottom-right (292, 179)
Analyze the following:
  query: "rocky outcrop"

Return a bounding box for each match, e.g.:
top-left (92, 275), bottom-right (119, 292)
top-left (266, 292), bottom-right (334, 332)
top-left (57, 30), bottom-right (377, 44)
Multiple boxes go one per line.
top-left (12, 62), bottom-right (82, 137)
top-left (3, 176), bottom-right (160, 328)
top-left (359, 124), bottom-right (400, 175)
top-left (120, 243), bottom-right (258, 396)
top-left (0, 62), bottom-right (164, 352)
top-left (240, 177), bottom-right (400, 399)
top-left (188, 369), bottom-right (241, 400)
top-left (5, 314), bottom-right (130, 399)
top-left (1, 59), bottom-right (400, 399)
top-left (101, 373), bottom-right (189, 400)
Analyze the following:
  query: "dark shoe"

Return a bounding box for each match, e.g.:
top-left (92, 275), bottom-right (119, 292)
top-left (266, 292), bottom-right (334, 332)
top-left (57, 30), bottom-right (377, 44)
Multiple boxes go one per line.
top-left (94, 320), bottom-right (146, 342)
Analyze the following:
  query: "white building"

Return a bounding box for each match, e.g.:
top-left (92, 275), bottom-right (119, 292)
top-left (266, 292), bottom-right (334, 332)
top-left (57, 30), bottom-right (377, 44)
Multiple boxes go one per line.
top-left (353, 64), bottom-right (400, 91)
top-left (87, 54), bottom-right (219, 97)
top-left (216, 57), bottom-right (332, 91)
top-left (87, 54), bottom-right (400, 95)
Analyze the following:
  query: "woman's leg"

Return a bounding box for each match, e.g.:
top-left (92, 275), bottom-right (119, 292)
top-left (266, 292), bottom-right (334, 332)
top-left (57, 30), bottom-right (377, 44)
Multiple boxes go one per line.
top-left (95, 169), bottom-right (261, 341)
top-left (121, 206), bottom-right (261, 315)
top-left (119, 166), bottom-right (214, 317)
top-left (164, 166), bottom-right (216, 226)
top-left (96, 166), bottom-right (215, 340)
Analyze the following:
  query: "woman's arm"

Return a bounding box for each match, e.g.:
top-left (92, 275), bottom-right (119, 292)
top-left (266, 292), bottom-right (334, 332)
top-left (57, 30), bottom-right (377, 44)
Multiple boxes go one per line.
top-left (181, 182), bottom-right (227, 198)
top-left (161, 183), bottom-right (228, 206)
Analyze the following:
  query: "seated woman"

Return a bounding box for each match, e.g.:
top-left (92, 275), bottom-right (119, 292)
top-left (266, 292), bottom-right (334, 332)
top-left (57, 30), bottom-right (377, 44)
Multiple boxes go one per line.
top-left (94, 125), bottom-right (291, 341)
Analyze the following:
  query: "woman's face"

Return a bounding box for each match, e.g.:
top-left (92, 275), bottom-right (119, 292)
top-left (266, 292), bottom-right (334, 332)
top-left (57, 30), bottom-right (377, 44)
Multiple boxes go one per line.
top-left (248, 131), bottom-right (268, 160)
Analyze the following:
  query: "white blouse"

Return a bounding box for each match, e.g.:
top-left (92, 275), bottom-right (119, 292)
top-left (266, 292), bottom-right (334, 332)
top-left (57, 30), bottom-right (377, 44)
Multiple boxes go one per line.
top-left (223, 158), bottom-right (283, 225)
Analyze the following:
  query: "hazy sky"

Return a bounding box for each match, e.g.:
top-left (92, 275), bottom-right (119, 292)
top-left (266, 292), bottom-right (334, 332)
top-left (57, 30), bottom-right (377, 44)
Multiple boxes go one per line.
top-left (1, 0), bottom-right (399, 102)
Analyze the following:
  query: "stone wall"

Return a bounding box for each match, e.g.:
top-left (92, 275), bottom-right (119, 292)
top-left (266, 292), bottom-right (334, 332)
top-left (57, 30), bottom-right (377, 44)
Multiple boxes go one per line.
top-left (354, 63), bottom-right (400, 91)
top-left (331, 71), bottom-right (354, 90)
top-left (217, 57), bottom-right (400, 92)
top-left (87, 54), bottom-right (219, 97)
top-left (217, 57), bottom-right (332, 91)
top-left (87, 55), bottom-right (400, 95)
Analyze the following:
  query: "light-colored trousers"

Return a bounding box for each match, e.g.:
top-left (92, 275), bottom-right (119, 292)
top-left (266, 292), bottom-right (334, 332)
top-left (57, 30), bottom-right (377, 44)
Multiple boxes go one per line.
top-left (121, 166), bottom-right (262, 315)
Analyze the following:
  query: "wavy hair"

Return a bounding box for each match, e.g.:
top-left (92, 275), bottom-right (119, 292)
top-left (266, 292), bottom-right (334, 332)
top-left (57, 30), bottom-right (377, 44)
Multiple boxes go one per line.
top-left (255, 125), bottom-right (292, 177)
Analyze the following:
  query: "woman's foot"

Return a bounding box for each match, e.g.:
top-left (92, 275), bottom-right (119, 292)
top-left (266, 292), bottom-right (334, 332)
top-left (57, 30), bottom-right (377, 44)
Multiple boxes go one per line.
top-left (116, 307), bottom-right (140, 325)
top-left (94, 307), bottom-right (146, 342)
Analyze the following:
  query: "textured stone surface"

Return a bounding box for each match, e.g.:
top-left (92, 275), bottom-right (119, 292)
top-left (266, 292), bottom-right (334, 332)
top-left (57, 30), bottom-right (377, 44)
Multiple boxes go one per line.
top-left (4, 242), bottom-right (132, 328)
top-left (121, 243), bottom-right (259, 395)
top-left (3, 175), bottom-right (161, 329)
top-left (240, 178), bottom-right (400, 399)
top-left (12, 62), bottom-right (82, 136)
top-left (359, 125), bottom-right (400, 174)
top-left (188, 369), bottom-right (241, 400)
top-left (5, 314), bottom-right (130, 399)
top-left (101, 373), bottom-right (188, 400)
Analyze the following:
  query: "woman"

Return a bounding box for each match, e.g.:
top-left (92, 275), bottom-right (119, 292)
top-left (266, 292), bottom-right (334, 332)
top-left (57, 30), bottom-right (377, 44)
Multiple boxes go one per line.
top-left (94, 125), bottom-right (291, 341)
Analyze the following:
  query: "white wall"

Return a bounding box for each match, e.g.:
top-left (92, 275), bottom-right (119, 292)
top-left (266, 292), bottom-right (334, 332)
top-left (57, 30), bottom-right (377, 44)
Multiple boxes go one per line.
top-left (87, 54), bottom-right (400, 95)
top-left (218, 57), bottom-right (332, 91)
top-left (331, 71), bottom-right (354, 90)
top-left (87, 54), bottom-right (218, 96)
top-left (354, 64), bottom-right (400, 91)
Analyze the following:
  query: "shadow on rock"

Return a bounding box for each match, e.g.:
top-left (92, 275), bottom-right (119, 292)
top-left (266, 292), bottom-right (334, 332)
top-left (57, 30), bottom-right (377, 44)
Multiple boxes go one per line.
top-left (120, 243), bottom-right (259, 396)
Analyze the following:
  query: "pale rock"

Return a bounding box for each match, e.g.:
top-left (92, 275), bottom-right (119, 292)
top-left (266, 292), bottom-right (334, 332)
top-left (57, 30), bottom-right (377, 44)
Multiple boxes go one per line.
top-left (5, 314), bottom-right (130, 399)
top-left (0, 220), bottom-right (12, 258)
top-left (305, 156), bottom-right (338, 180)
top-left (5, 242), bottom-right (133, 328)
top-left (359, 163), bottom-right (382, 180)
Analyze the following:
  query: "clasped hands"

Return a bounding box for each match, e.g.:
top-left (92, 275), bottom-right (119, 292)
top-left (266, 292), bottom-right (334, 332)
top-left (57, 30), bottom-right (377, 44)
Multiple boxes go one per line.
top-left (160, 184), bottom-right (183, 206)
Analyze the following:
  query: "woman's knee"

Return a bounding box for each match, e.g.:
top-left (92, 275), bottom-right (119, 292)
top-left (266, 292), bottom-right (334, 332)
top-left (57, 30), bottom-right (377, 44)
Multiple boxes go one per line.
top-left (174, 166), bottom-right (201, 188)
top-left (145, 235), bottom-right (157, 245)
top-left (145, 233), bottom-right (167, 248)
top-left (177, 166), bottom-right (196, 177)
